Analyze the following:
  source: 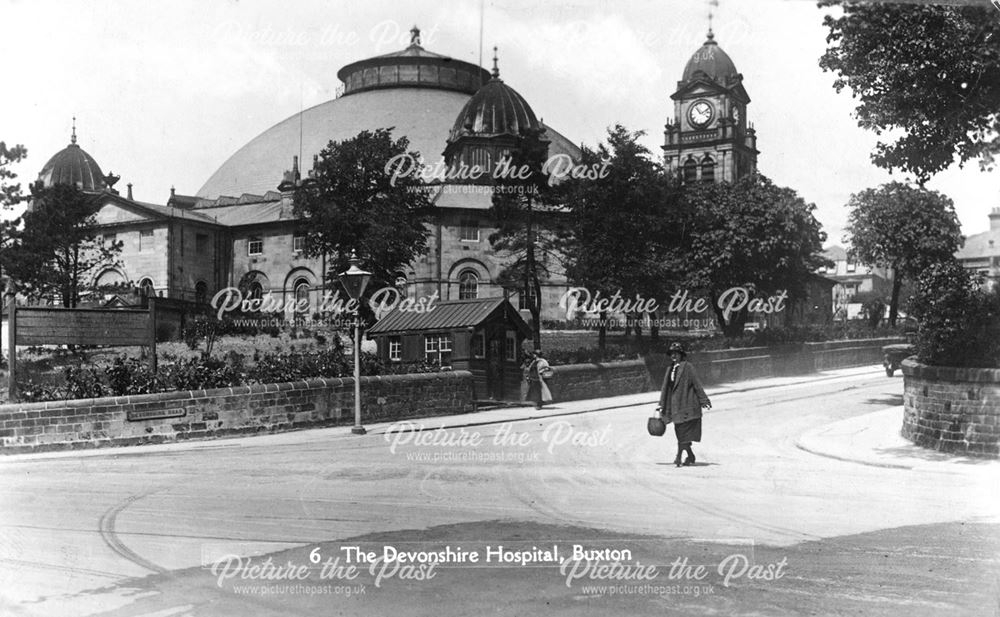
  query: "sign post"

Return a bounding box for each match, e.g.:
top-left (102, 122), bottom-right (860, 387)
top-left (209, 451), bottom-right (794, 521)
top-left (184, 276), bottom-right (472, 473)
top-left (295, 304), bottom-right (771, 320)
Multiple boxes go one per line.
top-left (6, 280), bottom-right (16, 403)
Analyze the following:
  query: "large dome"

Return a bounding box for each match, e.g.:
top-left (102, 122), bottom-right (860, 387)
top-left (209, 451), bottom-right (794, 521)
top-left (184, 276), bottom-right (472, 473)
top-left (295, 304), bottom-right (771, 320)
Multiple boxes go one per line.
top-left (197, 31), bottom-right (578, 199)
top-left (38, 128), bottom-right (107, 192)
top-left (681, 30), bottom-right (739, 84)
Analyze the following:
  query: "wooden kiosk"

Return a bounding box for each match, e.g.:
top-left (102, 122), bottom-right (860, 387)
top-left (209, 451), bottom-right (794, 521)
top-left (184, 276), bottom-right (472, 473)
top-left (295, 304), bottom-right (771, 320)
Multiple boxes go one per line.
top-left (368, 297), bottom-right (530, 402)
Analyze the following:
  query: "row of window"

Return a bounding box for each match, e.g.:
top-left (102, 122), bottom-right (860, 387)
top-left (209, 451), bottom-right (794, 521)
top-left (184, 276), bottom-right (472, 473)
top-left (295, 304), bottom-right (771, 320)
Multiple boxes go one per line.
top-left (387, 331), bottom-right (519, 366)
top-left (248, 235), bottom-right (306, 256)
top-left (682, 156), bottom-right (715, 183)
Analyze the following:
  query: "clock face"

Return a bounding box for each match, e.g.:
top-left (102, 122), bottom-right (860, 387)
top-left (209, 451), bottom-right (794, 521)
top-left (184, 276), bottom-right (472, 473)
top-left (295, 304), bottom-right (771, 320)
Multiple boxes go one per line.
top-left (688, 101), bottom-right (713, 128)
top-left (732, 105), bottom-right (741, 123)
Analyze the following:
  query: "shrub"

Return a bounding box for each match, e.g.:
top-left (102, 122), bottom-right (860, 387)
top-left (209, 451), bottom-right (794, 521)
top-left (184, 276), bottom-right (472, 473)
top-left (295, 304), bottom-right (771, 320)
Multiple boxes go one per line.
top-left (908, 261), bottom-right (1000, 368)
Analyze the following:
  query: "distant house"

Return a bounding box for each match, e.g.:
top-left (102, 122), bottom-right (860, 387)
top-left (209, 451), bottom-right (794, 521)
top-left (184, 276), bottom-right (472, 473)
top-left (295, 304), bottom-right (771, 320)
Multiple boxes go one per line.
top-left (368, 297), bottom-right (530, 402)
top-left (819, 245), bottom-right (893, 320)
top-left (956, 207), bottom-right (1000, 290)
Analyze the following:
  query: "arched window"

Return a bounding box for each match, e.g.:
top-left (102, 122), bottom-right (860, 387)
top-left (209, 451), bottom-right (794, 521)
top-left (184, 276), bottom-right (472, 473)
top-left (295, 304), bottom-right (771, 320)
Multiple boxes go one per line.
top-left (195, 281), bottom-right (207, 305)
top-left (458, 270), bottom-right (479, 300)
top-left (293, 278), bottom-right (310, 317)
top-left (683, 157), bottom-right (698, 183)
top-left (248, 282), bottom-right (264, 300)
top-left (138, 278), bottom-right (154, 297)
top-left (701, 156), bottom-right (715, 183)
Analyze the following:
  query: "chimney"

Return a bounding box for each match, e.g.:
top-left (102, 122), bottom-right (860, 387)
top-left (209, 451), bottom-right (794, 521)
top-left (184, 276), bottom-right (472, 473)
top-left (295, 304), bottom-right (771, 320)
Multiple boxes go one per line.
top-left (127, 183), bottom-right (133, 200)
top-left (990, 207), bottom-right (1000, 232)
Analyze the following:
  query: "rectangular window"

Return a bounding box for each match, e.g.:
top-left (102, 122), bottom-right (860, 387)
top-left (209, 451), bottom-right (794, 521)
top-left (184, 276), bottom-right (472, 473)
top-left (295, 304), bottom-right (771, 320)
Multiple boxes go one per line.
top-left (196, 233), bottom-right (209, 255)
top-left (459, 220), bottom-right (480, 242)
top-left (103, 233), bottom-right (116, 246)
top-left (846, 260), bottom-right (856, 273)
top-left (139, 229), bottom-right (154, 252)
top-left (471, 332), bottom-right (485, 358)
top-left (424, 334), bottom-right (452, 367)
top-left (505, 331), bottom-right (517, 361)
top-left (248, 237), bottom-right (263, 256)
top-left (388, 336), bottom-right (402, 362)
top-left (293, 235), bottom-right (305, 253)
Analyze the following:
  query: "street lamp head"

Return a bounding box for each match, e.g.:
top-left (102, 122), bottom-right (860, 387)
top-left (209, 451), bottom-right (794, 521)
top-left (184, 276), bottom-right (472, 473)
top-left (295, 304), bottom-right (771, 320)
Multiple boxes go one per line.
top-left (338, 250), bottom-right (372, 300)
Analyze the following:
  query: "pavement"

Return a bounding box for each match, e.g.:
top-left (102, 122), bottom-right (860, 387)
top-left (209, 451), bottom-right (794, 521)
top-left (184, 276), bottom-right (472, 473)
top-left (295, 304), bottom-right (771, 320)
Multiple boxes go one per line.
top-left (0, 365), bottom-right (968, 473)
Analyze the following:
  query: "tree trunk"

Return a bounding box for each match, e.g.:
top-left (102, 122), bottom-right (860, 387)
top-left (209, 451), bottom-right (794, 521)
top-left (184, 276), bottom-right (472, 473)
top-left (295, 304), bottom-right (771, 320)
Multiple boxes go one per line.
top-left (598, 310), bottom-right (607, 352)
top-left (650, 310), bottom-right (659, 340)
top-left (888, 273), bottom-right (902, 327)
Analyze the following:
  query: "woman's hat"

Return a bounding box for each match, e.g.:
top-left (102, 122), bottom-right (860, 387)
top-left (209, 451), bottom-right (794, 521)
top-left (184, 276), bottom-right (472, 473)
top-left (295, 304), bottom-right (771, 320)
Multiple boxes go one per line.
top-left (668, 342), bottom-right (686, 354)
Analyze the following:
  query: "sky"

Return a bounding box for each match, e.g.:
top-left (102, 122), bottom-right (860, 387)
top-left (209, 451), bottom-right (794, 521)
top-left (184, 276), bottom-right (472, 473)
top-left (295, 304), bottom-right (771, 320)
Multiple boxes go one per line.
top-left (1, 0), bottom-right (997, 245)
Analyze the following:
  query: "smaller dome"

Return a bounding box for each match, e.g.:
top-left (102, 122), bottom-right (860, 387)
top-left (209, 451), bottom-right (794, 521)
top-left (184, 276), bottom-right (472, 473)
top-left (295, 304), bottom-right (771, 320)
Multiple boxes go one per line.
top-left (681, 30), bottom-right (739, 84)
top-left (449, 56), bottom-right (540, 139)
top-left (38, 126), bottom-right (107, 192)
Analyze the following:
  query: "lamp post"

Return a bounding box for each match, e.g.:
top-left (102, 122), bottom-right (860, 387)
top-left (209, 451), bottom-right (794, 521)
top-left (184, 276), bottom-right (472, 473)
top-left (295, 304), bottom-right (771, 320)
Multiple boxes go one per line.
top-left (339, 250), bottom-right (372, 435)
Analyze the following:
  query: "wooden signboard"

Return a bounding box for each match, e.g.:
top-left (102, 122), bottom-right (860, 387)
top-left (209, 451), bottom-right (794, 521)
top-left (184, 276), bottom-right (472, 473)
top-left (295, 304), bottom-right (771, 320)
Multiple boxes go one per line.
top-left (5, 282), bottom-right (156, 402)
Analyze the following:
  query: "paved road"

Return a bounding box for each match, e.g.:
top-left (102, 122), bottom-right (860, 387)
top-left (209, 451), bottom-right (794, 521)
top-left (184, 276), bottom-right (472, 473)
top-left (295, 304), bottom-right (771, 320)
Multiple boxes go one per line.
top-left (0, 368), bottom-right (997, 616)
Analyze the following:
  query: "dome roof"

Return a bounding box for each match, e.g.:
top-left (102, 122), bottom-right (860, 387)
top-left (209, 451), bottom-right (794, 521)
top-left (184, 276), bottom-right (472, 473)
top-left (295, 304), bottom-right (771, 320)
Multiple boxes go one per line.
top-left (335, 26), bottom-right (491, 97)
top-left (37, 128), bottom-right (107, 192)
top-left (448, 60), bottom-right (540, 139)
top-left (681, 31), bottom-right (739, 84)
top-left (198, 38), bottom-right (577, 199)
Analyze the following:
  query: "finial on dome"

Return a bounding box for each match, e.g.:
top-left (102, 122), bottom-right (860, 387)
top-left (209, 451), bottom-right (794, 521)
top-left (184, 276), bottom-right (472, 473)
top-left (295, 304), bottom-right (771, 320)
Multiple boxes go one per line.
top-left (410, 25), bottom-right (421, 47)
top-left (491, 46), bottom-right (499, 78)
top-left (707, 0), bottom-right (717, 41)
top-left (71, 116), bottom-right (77, 145)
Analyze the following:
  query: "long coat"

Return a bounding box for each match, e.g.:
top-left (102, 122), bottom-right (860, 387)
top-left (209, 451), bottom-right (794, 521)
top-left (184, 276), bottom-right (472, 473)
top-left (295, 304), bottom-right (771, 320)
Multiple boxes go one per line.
top-left (659, 360), bottom-right (710, 424)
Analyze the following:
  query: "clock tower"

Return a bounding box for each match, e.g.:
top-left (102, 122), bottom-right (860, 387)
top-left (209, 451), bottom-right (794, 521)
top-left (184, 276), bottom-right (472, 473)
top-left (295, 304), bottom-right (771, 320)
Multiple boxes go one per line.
top-left (663, 29), bottom-right (758, 183)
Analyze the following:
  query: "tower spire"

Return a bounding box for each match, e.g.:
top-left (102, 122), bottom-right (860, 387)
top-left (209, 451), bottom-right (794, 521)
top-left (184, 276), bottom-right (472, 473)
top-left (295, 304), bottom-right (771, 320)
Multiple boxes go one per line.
top-left (491, 46), bottom-right (499, 78)
top-left (71, 116), bottom-right (77, 145)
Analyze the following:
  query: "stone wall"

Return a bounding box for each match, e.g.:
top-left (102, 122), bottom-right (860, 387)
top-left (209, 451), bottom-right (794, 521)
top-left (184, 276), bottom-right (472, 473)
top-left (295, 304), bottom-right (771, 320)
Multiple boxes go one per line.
top-left (901, 359), bottom-right (1000, 458)
top-left (548, 338), bottom-right (900, 403)
top-left (0, 371), bottom-right (475, 454)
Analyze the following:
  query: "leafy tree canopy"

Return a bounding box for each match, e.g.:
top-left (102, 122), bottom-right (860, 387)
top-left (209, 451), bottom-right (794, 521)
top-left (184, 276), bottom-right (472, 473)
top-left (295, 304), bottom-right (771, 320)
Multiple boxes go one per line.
top-left (678, 173), bottom-right (830, 337)
top-left (844, 181), bottom-right (962, 324)
top-left (820, 2), bottom-right (1000, 181)
top-left (4, 183), bottom-right (121, 307)
top-left (292, 128), bottom-right (431, 291)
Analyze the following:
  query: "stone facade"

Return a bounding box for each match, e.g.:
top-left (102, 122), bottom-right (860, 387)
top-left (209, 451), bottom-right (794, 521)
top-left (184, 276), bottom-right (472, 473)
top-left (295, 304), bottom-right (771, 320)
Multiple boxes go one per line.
top-left (901, 358), bottom-right (1000, 458)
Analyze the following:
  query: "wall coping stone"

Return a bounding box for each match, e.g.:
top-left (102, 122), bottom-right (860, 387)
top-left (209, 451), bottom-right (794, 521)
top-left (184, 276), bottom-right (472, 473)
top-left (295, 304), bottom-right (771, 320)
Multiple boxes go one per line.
top-left (902, 358), bottom-right (1000, 383)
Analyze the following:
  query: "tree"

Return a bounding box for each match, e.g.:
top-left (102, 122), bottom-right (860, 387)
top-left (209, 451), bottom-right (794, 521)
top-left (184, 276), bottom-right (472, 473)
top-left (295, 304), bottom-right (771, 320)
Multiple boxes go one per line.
top-left (819, 2), bottom-right (1000, 182)
top-left (844, 181), bottom-right (962, 327)
top-left (3, 183), bottom-right (122, 307)
top-left (561, 125), bottom-right (679, 348)
top-left (0, 142), bottom-right (28, 281)
top-left (489, 127), bottom-right (565, 351)
top-left (292, 128), bottom-right (431, 296)
top-left (678, 173), bottom-right (830, 338)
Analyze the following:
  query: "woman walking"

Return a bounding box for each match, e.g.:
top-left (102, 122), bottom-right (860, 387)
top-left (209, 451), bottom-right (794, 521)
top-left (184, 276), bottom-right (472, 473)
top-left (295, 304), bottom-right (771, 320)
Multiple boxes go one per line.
top-left (523, 350), bottom-right (553, 410)
top-left (657, 342), bottom-right (711, 467)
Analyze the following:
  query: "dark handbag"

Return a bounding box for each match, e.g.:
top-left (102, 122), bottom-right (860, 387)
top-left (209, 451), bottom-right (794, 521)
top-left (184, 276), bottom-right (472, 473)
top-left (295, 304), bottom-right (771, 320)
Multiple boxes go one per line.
top-left (647, 416), bottom-right (666, 437)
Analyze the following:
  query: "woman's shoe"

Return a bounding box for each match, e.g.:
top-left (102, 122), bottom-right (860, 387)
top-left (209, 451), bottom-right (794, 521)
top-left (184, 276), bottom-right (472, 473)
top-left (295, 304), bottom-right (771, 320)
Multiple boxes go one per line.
top-left (683, 454), bottom-right (696, 466)
top-left (673, 455), bottom-right (683, 467)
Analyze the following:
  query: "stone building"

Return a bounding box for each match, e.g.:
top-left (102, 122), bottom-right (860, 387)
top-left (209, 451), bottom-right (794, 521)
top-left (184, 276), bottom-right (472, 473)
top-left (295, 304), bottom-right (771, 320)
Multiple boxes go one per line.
top-left (956, 207), bottom-right (1000, 290)
top-left (33, 26), bottom-right (760, 324)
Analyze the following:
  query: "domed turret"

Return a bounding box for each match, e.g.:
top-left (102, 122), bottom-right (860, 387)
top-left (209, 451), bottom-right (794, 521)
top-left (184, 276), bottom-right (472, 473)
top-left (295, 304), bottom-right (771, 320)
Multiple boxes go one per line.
top-left (681, 30), bottom-right (740, 85)
top-left (448, 54), bottom-right (541, 140)
top-left (443, 49), bottom-right (548, 179)
top-left (37, 121), bottom-right (108, 192)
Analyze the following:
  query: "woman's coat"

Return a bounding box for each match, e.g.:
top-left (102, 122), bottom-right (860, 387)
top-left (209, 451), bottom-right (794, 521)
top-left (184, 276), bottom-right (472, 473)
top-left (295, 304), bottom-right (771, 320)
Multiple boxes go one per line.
top-left (659, 360), bottom-right (709, 424)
